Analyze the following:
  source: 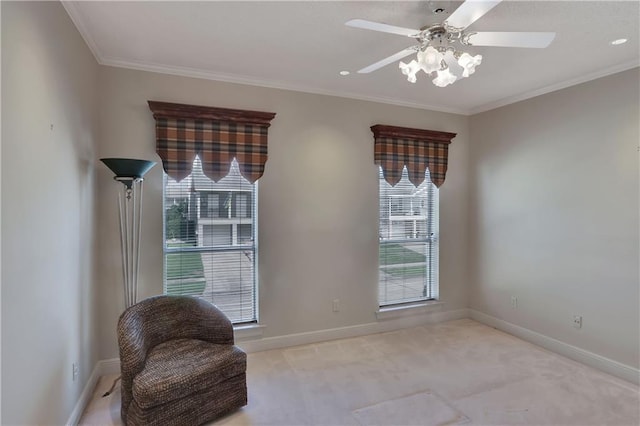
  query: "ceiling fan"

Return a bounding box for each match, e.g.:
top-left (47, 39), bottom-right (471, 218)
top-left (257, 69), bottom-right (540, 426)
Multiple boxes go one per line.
top-left (346, 0), bottom-right (555, 87)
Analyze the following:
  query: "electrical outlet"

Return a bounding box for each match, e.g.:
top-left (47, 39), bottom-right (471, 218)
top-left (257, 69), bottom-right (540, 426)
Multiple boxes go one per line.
top-left (573, 315), bottom-right (582, 329)
top-left (510, 296), bottom-right (518, 309)
top-left (72, 362), bottom-right (79, 382)
top-left (332, 299), bottom-right (340, 312)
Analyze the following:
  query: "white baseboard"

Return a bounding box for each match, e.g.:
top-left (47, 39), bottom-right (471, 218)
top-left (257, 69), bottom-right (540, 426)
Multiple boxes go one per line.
top-left (65, 359), bottom-right (121, 426)
top-left (98, 358), bottom-right (121, 375)
top-left (237, 308), bottom-right (470, 353)
top-left (67, 308), bottom-right (638, 424)
top-left (64, 309), bottom-right (466, 424)
top-left (65, 363), bottom-right (101, 425)
top-left (469, 309), bottom-right (640, 385)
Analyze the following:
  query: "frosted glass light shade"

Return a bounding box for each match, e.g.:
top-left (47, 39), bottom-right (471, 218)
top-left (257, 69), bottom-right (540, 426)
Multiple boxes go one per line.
top-left (399, 44), bottom-right (482, 87)
top-left (417, 46), bottom-right (443, 74)
top-left (457, 53), bottom-right (482, 77)
top-left (399, 60), bottom-right (420, 83)
top-left (433, 68), bottom-right (457, 87)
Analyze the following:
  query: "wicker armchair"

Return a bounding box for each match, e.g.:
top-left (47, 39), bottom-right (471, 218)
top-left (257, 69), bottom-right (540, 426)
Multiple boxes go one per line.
top-left (117, 295), bottom-right (247, 425)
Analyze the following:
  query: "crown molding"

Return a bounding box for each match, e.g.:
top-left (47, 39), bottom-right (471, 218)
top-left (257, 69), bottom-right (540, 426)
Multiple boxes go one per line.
top-left (93, 56), bottom-right (640, 118)
top-left (61, 2), bottom-right (639, 118)
top-left (61, 1), bottom-right (102, 63)
top-left (470, 60), bottom-right (640, 115)
top-left (98, 56), bottom-right (470, 116)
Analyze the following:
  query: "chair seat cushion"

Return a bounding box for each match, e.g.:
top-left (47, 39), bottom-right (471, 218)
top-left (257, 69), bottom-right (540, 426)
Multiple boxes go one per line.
top-left (132, 338), bottom-right (246, 409)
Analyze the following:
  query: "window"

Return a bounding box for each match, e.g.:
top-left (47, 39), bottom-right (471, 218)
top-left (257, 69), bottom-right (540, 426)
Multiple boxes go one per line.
top-left (200, 193), bottom-right (220, 218)
top-left (378, 166), bottom-right (438, 306)
top-left (150, 100), bottom-right (274, 324)
top-left (163, 157), bottom-right (257, 323)
top-left (371, 123), bottom-right (453, 307)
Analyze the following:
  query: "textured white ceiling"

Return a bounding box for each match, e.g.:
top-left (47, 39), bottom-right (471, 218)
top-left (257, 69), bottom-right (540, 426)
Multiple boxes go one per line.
top-left (64, 1), bottom-right (640, 114)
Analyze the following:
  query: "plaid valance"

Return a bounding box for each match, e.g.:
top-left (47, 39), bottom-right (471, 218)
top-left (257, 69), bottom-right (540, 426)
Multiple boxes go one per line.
top-left (148, 101), bottom-right (276, 183)
top-left (372, 124), bottom-right (456, 188)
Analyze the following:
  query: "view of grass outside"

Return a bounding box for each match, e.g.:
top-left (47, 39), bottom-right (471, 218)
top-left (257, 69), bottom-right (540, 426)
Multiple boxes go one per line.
top-left (379, 243), bottom-right (426, 277)
top-left (165, 242), bottom-right (206, 296)
top-left (379, 242), bottom-right (429, 304)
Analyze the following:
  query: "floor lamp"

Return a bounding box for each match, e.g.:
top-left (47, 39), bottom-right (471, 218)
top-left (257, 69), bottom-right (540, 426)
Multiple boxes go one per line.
top-left (101, 158), bottom-right (156, 309)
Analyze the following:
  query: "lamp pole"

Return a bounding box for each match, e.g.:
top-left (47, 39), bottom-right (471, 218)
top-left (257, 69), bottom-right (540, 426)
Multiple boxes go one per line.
top-left (101, 158), bottom-right (156, 309)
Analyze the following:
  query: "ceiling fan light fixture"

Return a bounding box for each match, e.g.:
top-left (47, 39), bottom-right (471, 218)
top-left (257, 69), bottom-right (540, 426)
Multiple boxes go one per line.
top-left (404, 47), bottom-right (480, 86)
top-left (403, 39), bottom-right (483, 86)
top-left (444, 51), bottom-right (466, 79)
top-left (347, 0), bottom-right (556, 88)
top-left (399, 60), bottom-right (420, 83)
top-left (417, 46), bottom-right (443, 73)
top-left (433, 68), bottom-right (457, 87)
top-left (457, 52), bottom-right (482, 77)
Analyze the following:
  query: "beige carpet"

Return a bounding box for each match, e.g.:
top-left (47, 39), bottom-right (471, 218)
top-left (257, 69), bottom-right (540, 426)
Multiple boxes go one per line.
top-left (79, 319), bottom-right (639, 425)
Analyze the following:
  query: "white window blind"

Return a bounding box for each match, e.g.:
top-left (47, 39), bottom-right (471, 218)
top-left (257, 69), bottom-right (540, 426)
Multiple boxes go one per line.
top-left (163, 158), bottom-right (257, 323)
top-left (379, 166), bottom-right (438, 306)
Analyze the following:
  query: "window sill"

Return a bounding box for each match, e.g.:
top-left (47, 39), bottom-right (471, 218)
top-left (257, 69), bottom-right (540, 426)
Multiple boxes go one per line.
top-left (233, 323), bottom-right (266, 340)
top-left (376, 300), bottom-right (444, 321)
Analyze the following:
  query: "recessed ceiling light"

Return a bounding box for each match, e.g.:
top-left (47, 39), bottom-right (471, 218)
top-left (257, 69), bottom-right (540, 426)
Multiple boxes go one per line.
top-left (339, 71), bottom-right (350, 76)
top-left (610, 38), bottom-right (628, 45)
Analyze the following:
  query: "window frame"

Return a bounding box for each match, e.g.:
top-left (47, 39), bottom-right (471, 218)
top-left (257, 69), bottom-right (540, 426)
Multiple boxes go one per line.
top-left (378, 167), bottom-right (439, 307)
top-left (161, 161), bottom-right (259, 325)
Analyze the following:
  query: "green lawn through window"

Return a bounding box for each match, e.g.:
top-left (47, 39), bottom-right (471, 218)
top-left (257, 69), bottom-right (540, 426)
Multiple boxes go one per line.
top-left (380, 243), bottom-right (427, 278)
top-left (166, 242), bottom-right (206, 295)
top-left (379, 243), bottom-right (426, 265)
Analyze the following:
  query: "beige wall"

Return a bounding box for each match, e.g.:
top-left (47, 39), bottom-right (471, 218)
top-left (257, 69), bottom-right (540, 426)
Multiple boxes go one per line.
top-left (469, 68), bottom-right (640, 368)
top-left (95, 66), bottom-right (470, 359)
top-left (4, 3), bottom-right (636, 423)
top-left (1, 1), bottom-right (99, 424)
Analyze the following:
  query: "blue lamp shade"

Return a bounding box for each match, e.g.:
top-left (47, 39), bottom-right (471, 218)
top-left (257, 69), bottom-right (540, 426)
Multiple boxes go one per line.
top-left (101, 158), bottom-right (156, 179)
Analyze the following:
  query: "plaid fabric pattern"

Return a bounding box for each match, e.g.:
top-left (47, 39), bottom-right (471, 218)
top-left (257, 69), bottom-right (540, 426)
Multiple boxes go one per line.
top-left (155, 117), bottom-right (269, 183)
top-left (375, 137), bottom-right (450, 187)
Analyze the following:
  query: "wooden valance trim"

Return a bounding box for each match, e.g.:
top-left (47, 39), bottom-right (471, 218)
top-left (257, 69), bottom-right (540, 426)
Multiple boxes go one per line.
top-left (371, 125), bottom-right (456, 144)
top-left (148, 100), bottom-right (276, 183)
top-left (371, 124), bottom-right (456, 188)
top-left (148, 101), bottom-right (276, 126)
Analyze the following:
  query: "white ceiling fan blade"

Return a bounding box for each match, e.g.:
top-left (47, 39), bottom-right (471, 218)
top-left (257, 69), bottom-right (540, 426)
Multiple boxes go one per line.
top-left (346, 19), bottom-right (419, 37)
top-left (466, 32), bottom-right (556, 48)
top-left (446, 0), bottom-right (502, 30)
top-left (357, 47), bottom-right (417, 74)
